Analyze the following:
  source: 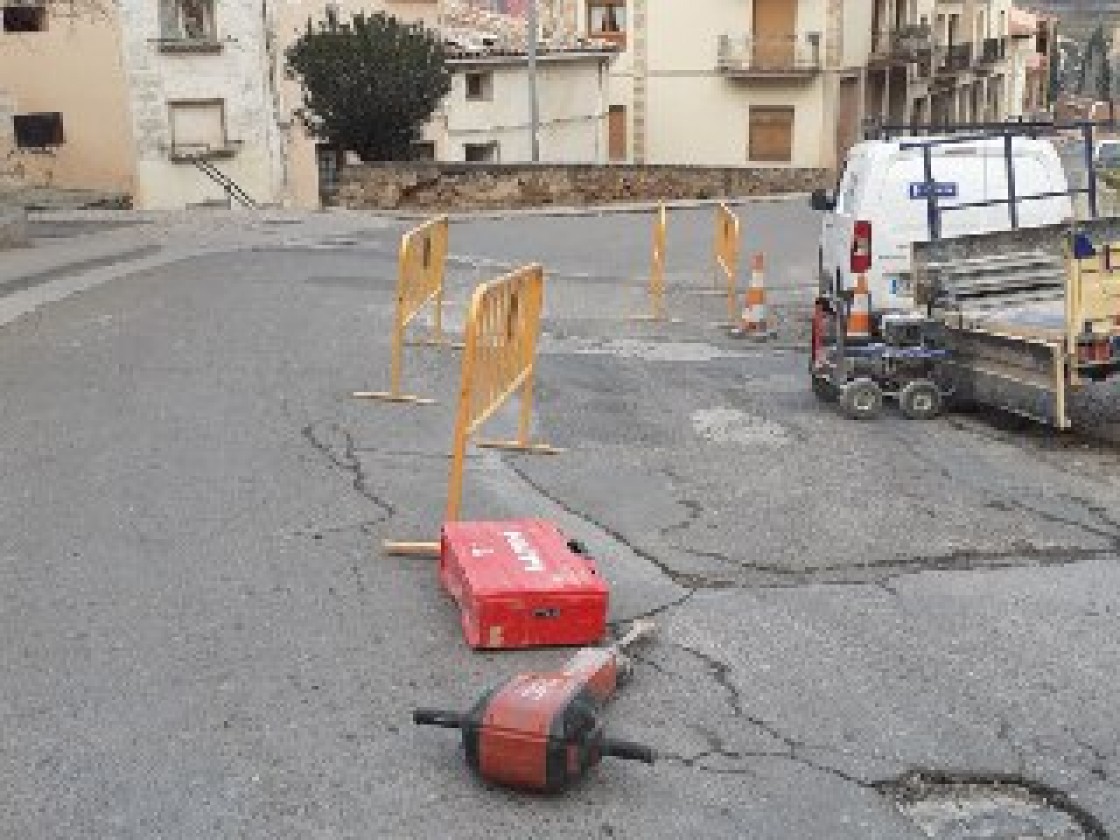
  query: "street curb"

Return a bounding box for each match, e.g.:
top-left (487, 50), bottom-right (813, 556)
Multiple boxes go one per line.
top-left (0, 244), bottom-right (160, 299)
top-left (333, 192), bottom-right (813, 223)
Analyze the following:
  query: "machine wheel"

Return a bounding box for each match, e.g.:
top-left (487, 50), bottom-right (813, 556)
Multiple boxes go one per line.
top-left (840, 378), bottom-right (883, 420)
top-left (899, 379), bottom-right (943, 420)
top-left (812, 376), bottom-right (838, 402)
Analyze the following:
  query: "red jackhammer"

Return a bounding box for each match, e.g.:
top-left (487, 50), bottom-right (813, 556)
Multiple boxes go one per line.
top-left (413, 620), bottom-right (657, 792)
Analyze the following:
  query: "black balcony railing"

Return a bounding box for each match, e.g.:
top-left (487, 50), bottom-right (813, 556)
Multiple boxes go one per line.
top-left (871, 23), bottom-right (934, 61)
top-left (894, 24), bottom-right (934, 58)
top-left (981, 37), bottom-right (1004, 62)
top-left (942, 42), bottom-right (973, 72)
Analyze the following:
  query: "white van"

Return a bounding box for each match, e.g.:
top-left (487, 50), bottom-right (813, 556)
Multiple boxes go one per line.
top-left (814, 136), bottom-right (1072, 312)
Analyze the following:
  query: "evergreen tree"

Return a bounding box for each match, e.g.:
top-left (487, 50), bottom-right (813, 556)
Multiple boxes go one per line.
top-left (286, 12), bottom-right (451, 161)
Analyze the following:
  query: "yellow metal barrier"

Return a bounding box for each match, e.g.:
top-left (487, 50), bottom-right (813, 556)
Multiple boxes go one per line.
top-left (633, 204), bottom-right (669, 321)
top-left (714, 203), bottom-right (741, 324)
top-left (386, 264), bottom-right (562, 556)
top-left (353, 216), bottom-right (451, 405)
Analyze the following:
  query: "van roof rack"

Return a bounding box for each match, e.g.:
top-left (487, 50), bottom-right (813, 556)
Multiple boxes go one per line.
top-left (860, 119), bottom-right (1116, 241)
top-left (866, 119), bottom-right (1120, 142)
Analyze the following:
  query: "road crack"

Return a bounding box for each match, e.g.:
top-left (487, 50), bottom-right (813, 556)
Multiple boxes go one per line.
top-left (301, 422), bottom-right (396, 525)
top-left (650, 642), bottom-right (875, 789)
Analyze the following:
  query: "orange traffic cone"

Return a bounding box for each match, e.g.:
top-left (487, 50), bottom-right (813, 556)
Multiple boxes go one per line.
top-left (847, 273), bottom-right (872, 340)
top-left (734, 253), bottom-right (773, 338)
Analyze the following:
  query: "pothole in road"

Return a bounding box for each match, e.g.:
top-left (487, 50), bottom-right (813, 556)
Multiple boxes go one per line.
top-left (691, 407), bottom-right (790, 446)
top-left (880, 774), bottom-right (1106, 840)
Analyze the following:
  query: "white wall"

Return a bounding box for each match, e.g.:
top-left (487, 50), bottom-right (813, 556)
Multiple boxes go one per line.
top-left (117, 0), bottom-right (284, 209)
top-left (438, 56), bottom-right (609, 163)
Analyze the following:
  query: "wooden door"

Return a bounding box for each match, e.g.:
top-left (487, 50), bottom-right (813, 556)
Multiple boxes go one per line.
top-left (836, 78), bottom-right (860, 165)
top-left (608, 105), bottom-right (627, 161)
top-left (753, 0), bottom-right (797, 68)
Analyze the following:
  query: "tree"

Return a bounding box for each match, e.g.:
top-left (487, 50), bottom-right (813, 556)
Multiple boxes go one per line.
top-left (285, 12), bottom-right (451, 161)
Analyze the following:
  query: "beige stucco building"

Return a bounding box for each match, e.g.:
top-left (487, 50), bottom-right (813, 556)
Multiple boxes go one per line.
top-left (566, 0), bottom-right (1018, 168)
top-left (566, 0), bottom-right (876, 170)
top-left (0, 6), bottom-right (134, 195)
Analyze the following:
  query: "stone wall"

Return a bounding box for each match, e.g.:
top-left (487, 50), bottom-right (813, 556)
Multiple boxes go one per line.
top-left (335, 163), bottom-right (831, 211)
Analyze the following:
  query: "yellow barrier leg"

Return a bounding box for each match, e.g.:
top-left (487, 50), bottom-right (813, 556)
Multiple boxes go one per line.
top-left (352, 326), bottom-right (437, 404)
top-left (382, 540), bottom-right (441, 556)
top-left (475, 363), bottom-right (565, 454)
top-left (685, 263), bottom-right (727, 297)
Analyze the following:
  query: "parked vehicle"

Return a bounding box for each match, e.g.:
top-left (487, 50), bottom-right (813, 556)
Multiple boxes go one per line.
top-left (813, 134), bottom-right (1072, 314)
top-left (810, 122), bottom-right (1120, 428)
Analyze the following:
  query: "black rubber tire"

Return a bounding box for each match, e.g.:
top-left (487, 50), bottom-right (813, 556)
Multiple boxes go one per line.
top-left (812, 376), bottom-right (838, 402)
top-left (899, 379), bottom-right (943, 420)
top-left (840, 378), bottom-right (884, 420)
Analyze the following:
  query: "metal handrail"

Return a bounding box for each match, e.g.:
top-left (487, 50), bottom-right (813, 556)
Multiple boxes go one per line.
top-left (942, 42), bottom-right (973, 71)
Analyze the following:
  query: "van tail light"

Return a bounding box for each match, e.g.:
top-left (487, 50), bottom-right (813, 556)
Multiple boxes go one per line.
top-left (851, 220), bottom-right (872, 275)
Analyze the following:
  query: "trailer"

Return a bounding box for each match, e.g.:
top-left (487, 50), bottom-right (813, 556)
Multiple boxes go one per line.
top-left (913, 220), bottom-right (1120, 429)
top-left (813, 121), bottom-right (1120, 428)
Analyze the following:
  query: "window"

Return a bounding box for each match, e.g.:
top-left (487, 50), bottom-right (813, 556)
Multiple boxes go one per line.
top-left (587, 1), bottom-right (626, 46)
top-left (748, 106), bottom-right (794, 163)
top-left (2, 5), bottom-right (47, 32)
top-left (464, 72), bottom-right (493, 102)
top-left (13, 112), bottom-right (64, 148)
top-left (464, 142), bottom-right (498, 163)
top-left (160, 0), bottom-right (216, 41)
top-left (169, 99), bottom-right (227, 158)
top-left (608, 105), bottom-right (626, 161)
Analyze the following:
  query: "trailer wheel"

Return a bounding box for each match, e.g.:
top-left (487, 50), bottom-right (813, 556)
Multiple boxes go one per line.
top-left (840, 378), bottom-right (883, 420)
top-left (899, 379), bottom-right (943, 420)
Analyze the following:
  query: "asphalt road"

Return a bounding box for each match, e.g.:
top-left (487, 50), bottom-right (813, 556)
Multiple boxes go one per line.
top-left (2, 202), bottom-right (1119, 839)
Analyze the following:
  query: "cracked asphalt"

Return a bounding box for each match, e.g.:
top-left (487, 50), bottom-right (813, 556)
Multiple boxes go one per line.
top-left (2, 203), bottom-right (1119, 838)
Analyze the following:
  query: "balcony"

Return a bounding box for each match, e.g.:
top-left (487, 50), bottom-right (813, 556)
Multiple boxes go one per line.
top-left (938, 42), bottom-right (973, 74)
top-left (980, 36), bottom-right (1005, 63)
top-left (870, 23), bottom-right (934, 63)
top-left (716, 34), bottom-right (822, 79)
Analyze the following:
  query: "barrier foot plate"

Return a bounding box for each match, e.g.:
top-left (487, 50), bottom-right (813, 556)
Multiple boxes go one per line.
top-left (405, 337), bottom-right (465, 349)
top-left (629, 315), bottom-right (683, 324)
top-left (684, 289), bottom-right (727, 297)
top-left (384, 539), bottom-right (441, 556)
top-left (352, 390), bottom-right (437, 405)
top-left (476, 439), bottom-right (566, 455)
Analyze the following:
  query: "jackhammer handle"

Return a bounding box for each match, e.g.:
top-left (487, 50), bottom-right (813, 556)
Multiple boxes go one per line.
top-left (412, 709), bottom-right (464, 729)
top-left (601, 739), bottom-right (656, 764)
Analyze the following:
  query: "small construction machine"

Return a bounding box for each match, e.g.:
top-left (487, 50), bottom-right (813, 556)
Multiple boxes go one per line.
top-left (810, 299), bottom-right (953, 420)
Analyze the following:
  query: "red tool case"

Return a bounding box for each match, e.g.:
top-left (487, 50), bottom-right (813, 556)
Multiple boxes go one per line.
top-left (439, 520), bottom-right (609, 649)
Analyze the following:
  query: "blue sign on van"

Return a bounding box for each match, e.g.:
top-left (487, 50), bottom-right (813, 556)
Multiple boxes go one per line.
top-left (909, 181), bottom-right (959, 200)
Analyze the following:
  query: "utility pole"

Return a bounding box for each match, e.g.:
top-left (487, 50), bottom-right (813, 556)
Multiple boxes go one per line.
top-left (527, 0), bottom-right (540, 162)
